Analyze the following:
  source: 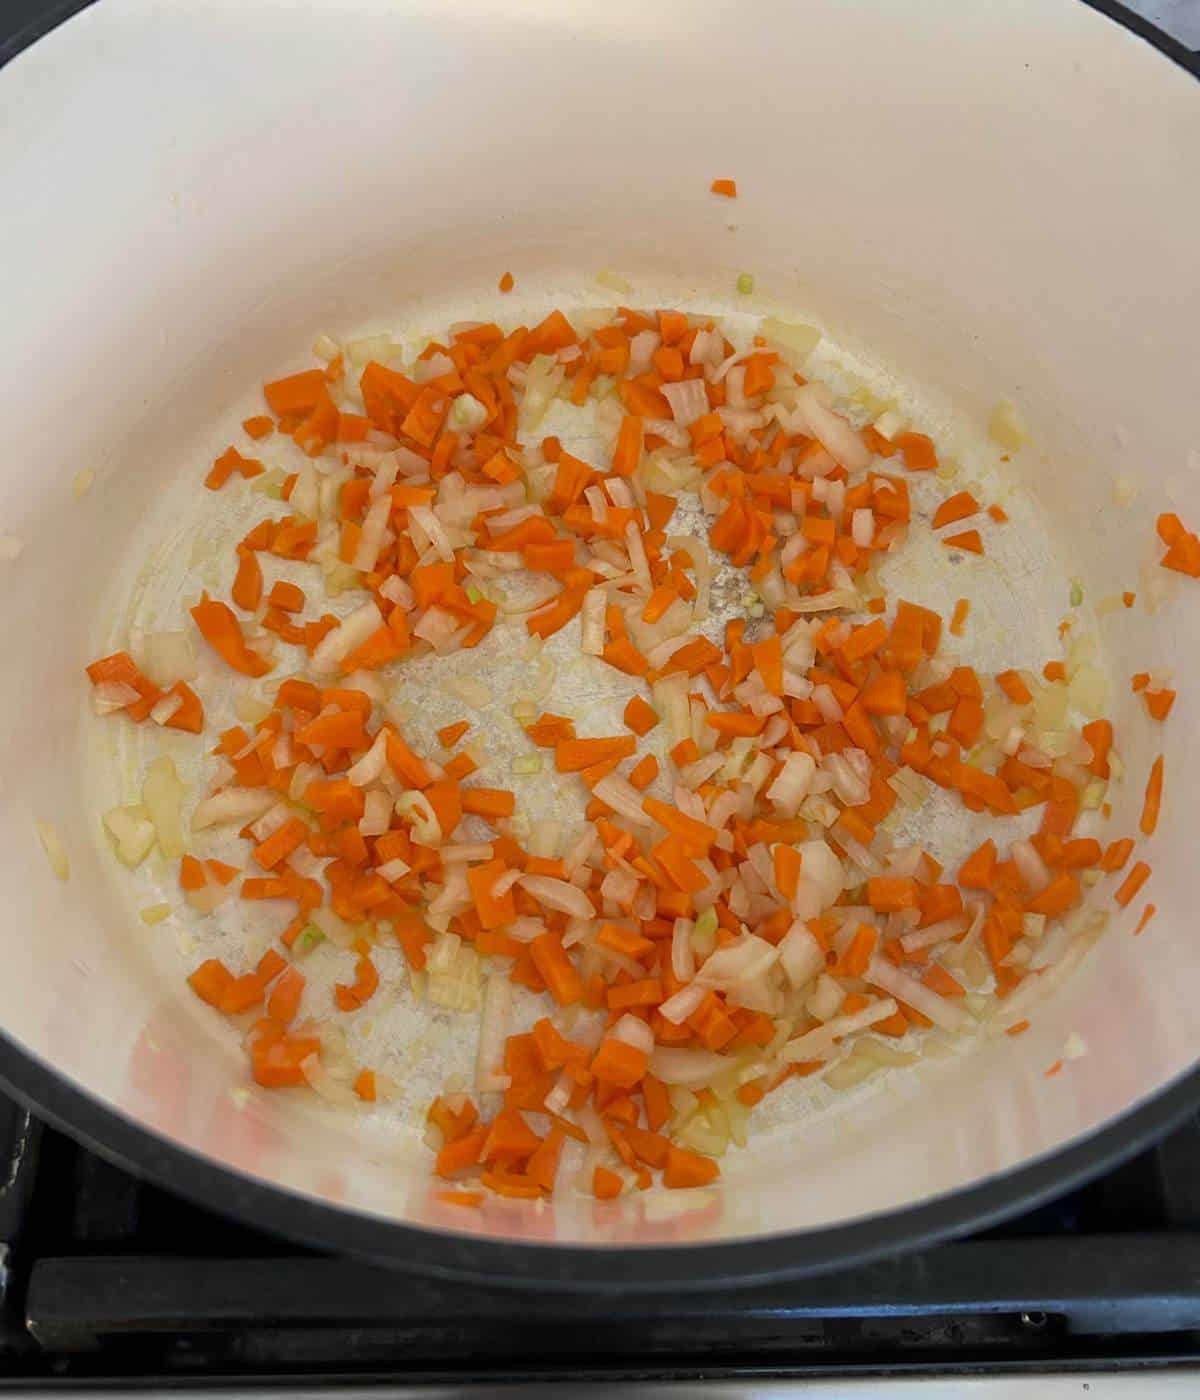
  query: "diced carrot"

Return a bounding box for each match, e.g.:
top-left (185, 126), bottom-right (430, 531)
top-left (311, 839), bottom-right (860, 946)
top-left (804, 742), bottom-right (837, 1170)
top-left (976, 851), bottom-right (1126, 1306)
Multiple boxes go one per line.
top-left (556, 736), bottom-right (636, 772)
top-left (663, 1146), bottom-right (719, 1189)
top-left (1140, 755), bottom-right (1163, 836)
top-left (943, 529), bottom-right (983, 555)
top-left (623, 695), bottom-right (658, 736)
top-left (191, 595), bottom-right (271, 677)
top-left (590, 1036), bottom-right (647, 1088)
top-left (1114, 861), bottom-right (1151, 908)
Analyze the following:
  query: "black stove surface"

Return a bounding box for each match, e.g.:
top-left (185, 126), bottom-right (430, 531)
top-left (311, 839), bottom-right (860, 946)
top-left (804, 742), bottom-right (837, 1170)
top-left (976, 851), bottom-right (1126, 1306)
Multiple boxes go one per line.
top-left (0, 1092), bottom-right (1197, 1387)
top-left (3, 0), bottom-right (1200, 1390)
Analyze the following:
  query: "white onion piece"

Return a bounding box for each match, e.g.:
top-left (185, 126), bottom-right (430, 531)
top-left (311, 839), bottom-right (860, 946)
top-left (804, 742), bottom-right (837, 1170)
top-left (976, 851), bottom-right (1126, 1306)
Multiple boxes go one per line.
top-left (690, 328), bottom-right (724, 367)
top-left (648, 1047), bottom-right (732, 1086)
top-left (352, 494), bottom-right (392, 573)
top-left (102, 807), bottom-right (157, 868)
top-left (812, 684), bottom-right (844, 723)
top-left (807, 972), bottom-right (846, 1022)
top-left (778, 922), bottom-right (826, 988)
top-left (395, 790), bottom-right (442, 846)
top-left (661, 379), bottom-right (709, 426)
top-left (865, 957), bottom-right (967, 1032)
top-left (346, 730), bottom-right (389, 787)
top-left (592, 774), bottom-right (653, 827)
top-left (310, 906), bottom-right (357, 949)
top-left (476, 973), bottom-right (513, 1092)
top-left (664, 535), bottom-right (713, 621)
top-left (1010, 839), bottom-right (1051, 894)
top-left (697, 935), bottom-right (778, 990)
top-left (377, 857), bottom-right (411, 883)
top-left (249, 801), bottom-right (290, 842)
top-left (900, 916), bottom-right (968, 954)
top-left (139, 630), bottom-right (199, 686)
top-left (764, 751), bottom-right (817, 818)
top-left (519, 875), bottom-right (594, 919)
top-left (611, 1014), bottom-right (654, 1056)
top-left (795, 841), bottom-right (843, 908)
top-left (780, 997), bottom-right (900, 1063)
top-left (490, 868), bottom-right (523, 899)
top-left (671, 918), bottom-right (696, 982)
top-left (544, 1070), bottom-right (573, 1117)
top-left (185, 863), bottom-right (235, 915)
top-left (359, 789), bottom-right (392, 837)
top-left (793, 384), bottom-right (871, 470)
top-left (146, 692), bottom-right (183, 726)
top-left (629, 330), bottom-right (661, 376)
top-left (414, 606), bottom-right (467, 653)
top-left (658, 981), bottom-right (709, 1025)
top-left (300, 1054), bottom-right (360, 1107)
top-left (310, 601), bottom-right (384, 675)
top-left (580, 587), bottom-right (606, 656)
top-left (441, 843), bottom-right (495, 864)
top-left (851, 509), bottom-right (875, 548)
top-left (143, 756), bottom-right (186, 860)
top-left (92, 681), bottom-right (141, 714)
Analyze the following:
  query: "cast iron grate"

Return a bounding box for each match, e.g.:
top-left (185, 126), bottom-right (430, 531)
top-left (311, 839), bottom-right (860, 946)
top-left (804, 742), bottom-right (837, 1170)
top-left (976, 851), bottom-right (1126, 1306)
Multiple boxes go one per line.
top-left (0, 1095), bottom-right (1197, 1384)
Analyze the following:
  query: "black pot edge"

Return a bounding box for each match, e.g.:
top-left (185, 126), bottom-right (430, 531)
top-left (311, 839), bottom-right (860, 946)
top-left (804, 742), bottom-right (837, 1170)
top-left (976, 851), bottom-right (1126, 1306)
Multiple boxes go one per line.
top-left (5, 1030), bottom-right (1200, 1291)
top-left (0, 0), bottom-right (1197, 1290)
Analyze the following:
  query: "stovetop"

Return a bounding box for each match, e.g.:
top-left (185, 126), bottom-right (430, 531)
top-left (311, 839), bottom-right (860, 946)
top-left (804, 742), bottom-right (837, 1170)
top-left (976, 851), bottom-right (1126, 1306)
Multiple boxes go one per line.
top-left (2, 1), bottom-right (1200, 1393)
top-left (0, 1091), bottom-right (1198, 1389)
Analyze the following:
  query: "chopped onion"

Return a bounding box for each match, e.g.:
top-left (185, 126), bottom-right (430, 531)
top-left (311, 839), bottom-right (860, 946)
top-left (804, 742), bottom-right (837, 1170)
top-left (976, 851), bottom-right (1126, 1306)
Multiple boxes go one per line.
top-left (580, 587), bottom-right (606, 656)
top-left (648, 1047), bottom-right (732, 1086)
top-left (352, 495), bottom-right (392, 573)
top-left (696, 934), bottom-right (778, 992)
top-left (310, 906), bottom-right (357, 949)
top-left (791, 385), bottom-right (871, 470)
top-left (519, 874), bottom-right (594, 919)
top-left (610, 1014), bottom-right (655, 1056)
top-left (900, 916), bottom-right (967, 954)
top-left (143, 755), bottom-right (185, 860)
top-left (766, 752), bottom-right (819, 824)
top-left (414, 606), bottom-right (468, 653)
top-left (185, 863), bottom-right (235, 915)
top-left (865, 957), bottom-right (967, 1032)
top-left (359, 789), bottom-right (392, 837)
top-left (671, 917), bottom-right (696, 982)
top-left (658, 981), bottom-right (708, 1025)
top-left (851, 509), bottom-right (875, 548)
top-left (138, 630), bottom-right (198, 687)
top-left (103, 806), bottom-right (157, 868)
top-left (377, 857), bottom-right (411, 883)
top-left (300, 1054), bottom-right (360, 1107)
top-left (652, 673), bottom-right (692, 743)
top-left (661, 379), bottom-right (709, 427)
top-left (778, 921), bottom-right (825, 988)
top-left (395, 790), bottom-right (442, 846)
top-left (476, 973), bottom-right (513, 1092)
top-left (807, 973), bottom-right (846, 1022)
top-left (346, 730), bottom-right (389, 787)
top-left (592, 773), bottom-right (653, 827)
top-left (812, 684), bottom-right (844, 723)
top-left (92, 681), bottom-right (139, 714)
top-left (781, 996), bottom-right (900, 1063)
top-left (761, 318), bottom-right (821, 360)
top-left (1010, 839), bottom-right (1051, 894)
top-left (310, 601), bottom-right (384, 675)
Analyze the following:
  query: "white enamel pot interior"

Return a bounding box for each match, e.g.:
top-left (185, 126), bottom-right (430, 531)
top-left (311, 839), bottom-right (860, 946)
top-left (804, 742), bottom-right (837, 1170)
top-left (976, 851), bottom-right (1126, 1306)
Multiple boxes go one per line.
top-left (0, 0), bottom-right (1197, 1289)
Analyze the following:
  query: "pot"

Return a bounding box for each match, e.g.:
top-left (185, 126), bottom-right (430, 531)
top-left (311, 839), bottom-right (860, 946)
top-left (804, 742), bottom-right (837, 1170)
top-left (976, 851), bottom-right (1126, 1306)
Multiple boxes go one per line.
top-left (0, 0), bottom-right (1197, 1289)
